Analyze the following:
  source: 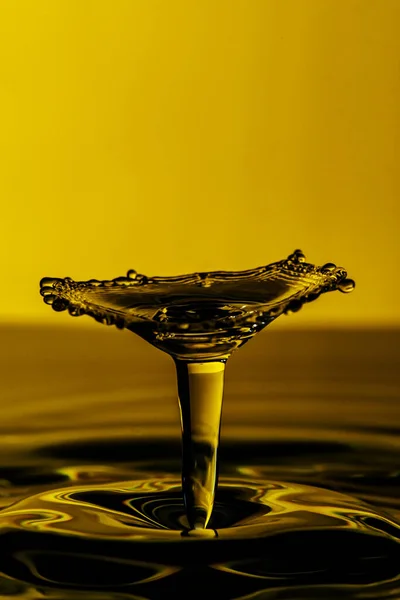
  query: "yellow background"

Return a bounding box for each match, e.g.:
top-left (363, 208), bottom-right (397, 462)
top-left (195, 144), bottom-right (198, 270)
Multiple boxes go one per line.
top-left (1, 0), bottom-right (399, 326)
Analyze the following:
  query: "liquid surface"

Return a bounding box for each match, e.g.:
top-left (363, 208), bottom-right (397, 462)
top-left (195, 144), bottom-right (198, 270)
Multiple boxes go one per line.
top-left (40, 250), bottom-right (354, 360)
top-left (0, 326), bottom-right (399, 599)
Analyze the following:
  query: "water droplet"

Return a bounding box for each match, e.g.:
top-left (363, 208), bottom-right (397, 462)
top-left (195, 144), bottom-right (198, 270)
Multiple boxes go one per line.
top-left (40, 277), bottom-right (59, 288)
top-left (306, 292), bottom-right (320, 303)
top-left (43, 294), bottom-right (56, 305)
top-left (40, 286), bottom-right (55, 297)
top-left (321, 263), bottom-right (337, 273)
top-left (127, 269), bottom-right (137, 279)
top-left (136, 274), bottom-right (148, 285)
top-left (287, 249), bottom-right (306, 263)
top-left (156, 332), bottom-right (168, 341)
top-left (197, 273), bottom-right (212, 287)
top-left (95, 313), bottom-right (112, 325)
top-left (338, 278), bottom-right (356, 293)
top-left (52, 299), bottom-right (68, 312)
top-left (115, 317), bottom-right (125, 329)
top-left (286, 300), bottom-right (303, 314)
top-left (113, 277), bottom-right (130, 286)
top-left (68, 305), bottom-right (83, 317)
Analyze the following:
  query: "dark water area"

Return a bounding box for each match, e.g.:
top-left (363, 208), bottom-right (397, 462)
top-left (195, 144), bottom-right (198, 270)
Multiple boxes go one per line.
top-left (0, 325), bottom-right (399, 599)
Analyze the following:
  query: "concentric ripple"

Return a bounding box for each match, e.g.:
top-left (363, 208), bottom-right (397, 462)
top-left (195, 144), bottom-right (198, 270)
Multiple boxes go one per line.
top-left (0, 437), bottom-right (399, 599)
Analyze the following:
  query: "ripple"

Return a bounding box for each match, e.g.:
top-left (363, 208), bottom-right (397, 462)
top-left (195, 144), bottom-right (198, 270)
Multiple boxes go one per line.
top-left (0, 435), bottom-right (399, 598)
top-left (0, 472), bottom-right (399, 595)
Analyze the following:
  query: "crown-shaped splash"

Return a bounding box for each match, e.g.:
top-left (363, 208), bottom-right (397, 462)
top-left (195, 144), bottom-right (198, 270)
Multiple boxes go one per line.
top-left (40, 250), bottom-right (354, 528)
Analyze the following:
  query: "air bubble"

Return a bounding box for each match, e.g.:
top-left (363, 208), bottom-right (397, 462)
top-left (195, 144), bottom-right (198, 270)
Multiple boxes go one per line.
top-left (156, 332), bottom-right (173, 341)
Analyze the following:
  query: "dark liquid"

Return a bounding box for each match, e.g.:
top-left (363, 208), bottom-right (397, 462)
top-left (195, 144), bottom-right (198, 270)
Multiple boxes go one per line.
top-left (0, 327), bottom-right (399, 599)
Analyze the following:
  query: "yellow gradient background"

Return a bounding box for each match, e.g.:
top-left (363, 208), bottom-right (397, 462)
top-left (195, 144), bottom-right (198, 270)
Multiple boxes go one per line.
top-left (1, 0), bottom-right (399, 326)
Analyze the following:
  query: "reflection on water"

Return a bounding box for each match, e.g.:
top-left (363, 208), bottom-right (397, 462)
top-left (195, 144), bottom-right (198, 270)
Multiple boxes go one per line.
top-left (0, 326), bottom-right (399, 599)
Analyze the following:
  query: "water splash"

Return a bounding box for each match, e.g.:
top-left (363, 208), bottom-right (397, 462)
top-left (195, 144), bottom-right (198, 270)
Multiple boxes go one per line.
top-left (40, 249), bottom-right (354, 359)
top-left (39, 250), bottom-right (355, 529)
